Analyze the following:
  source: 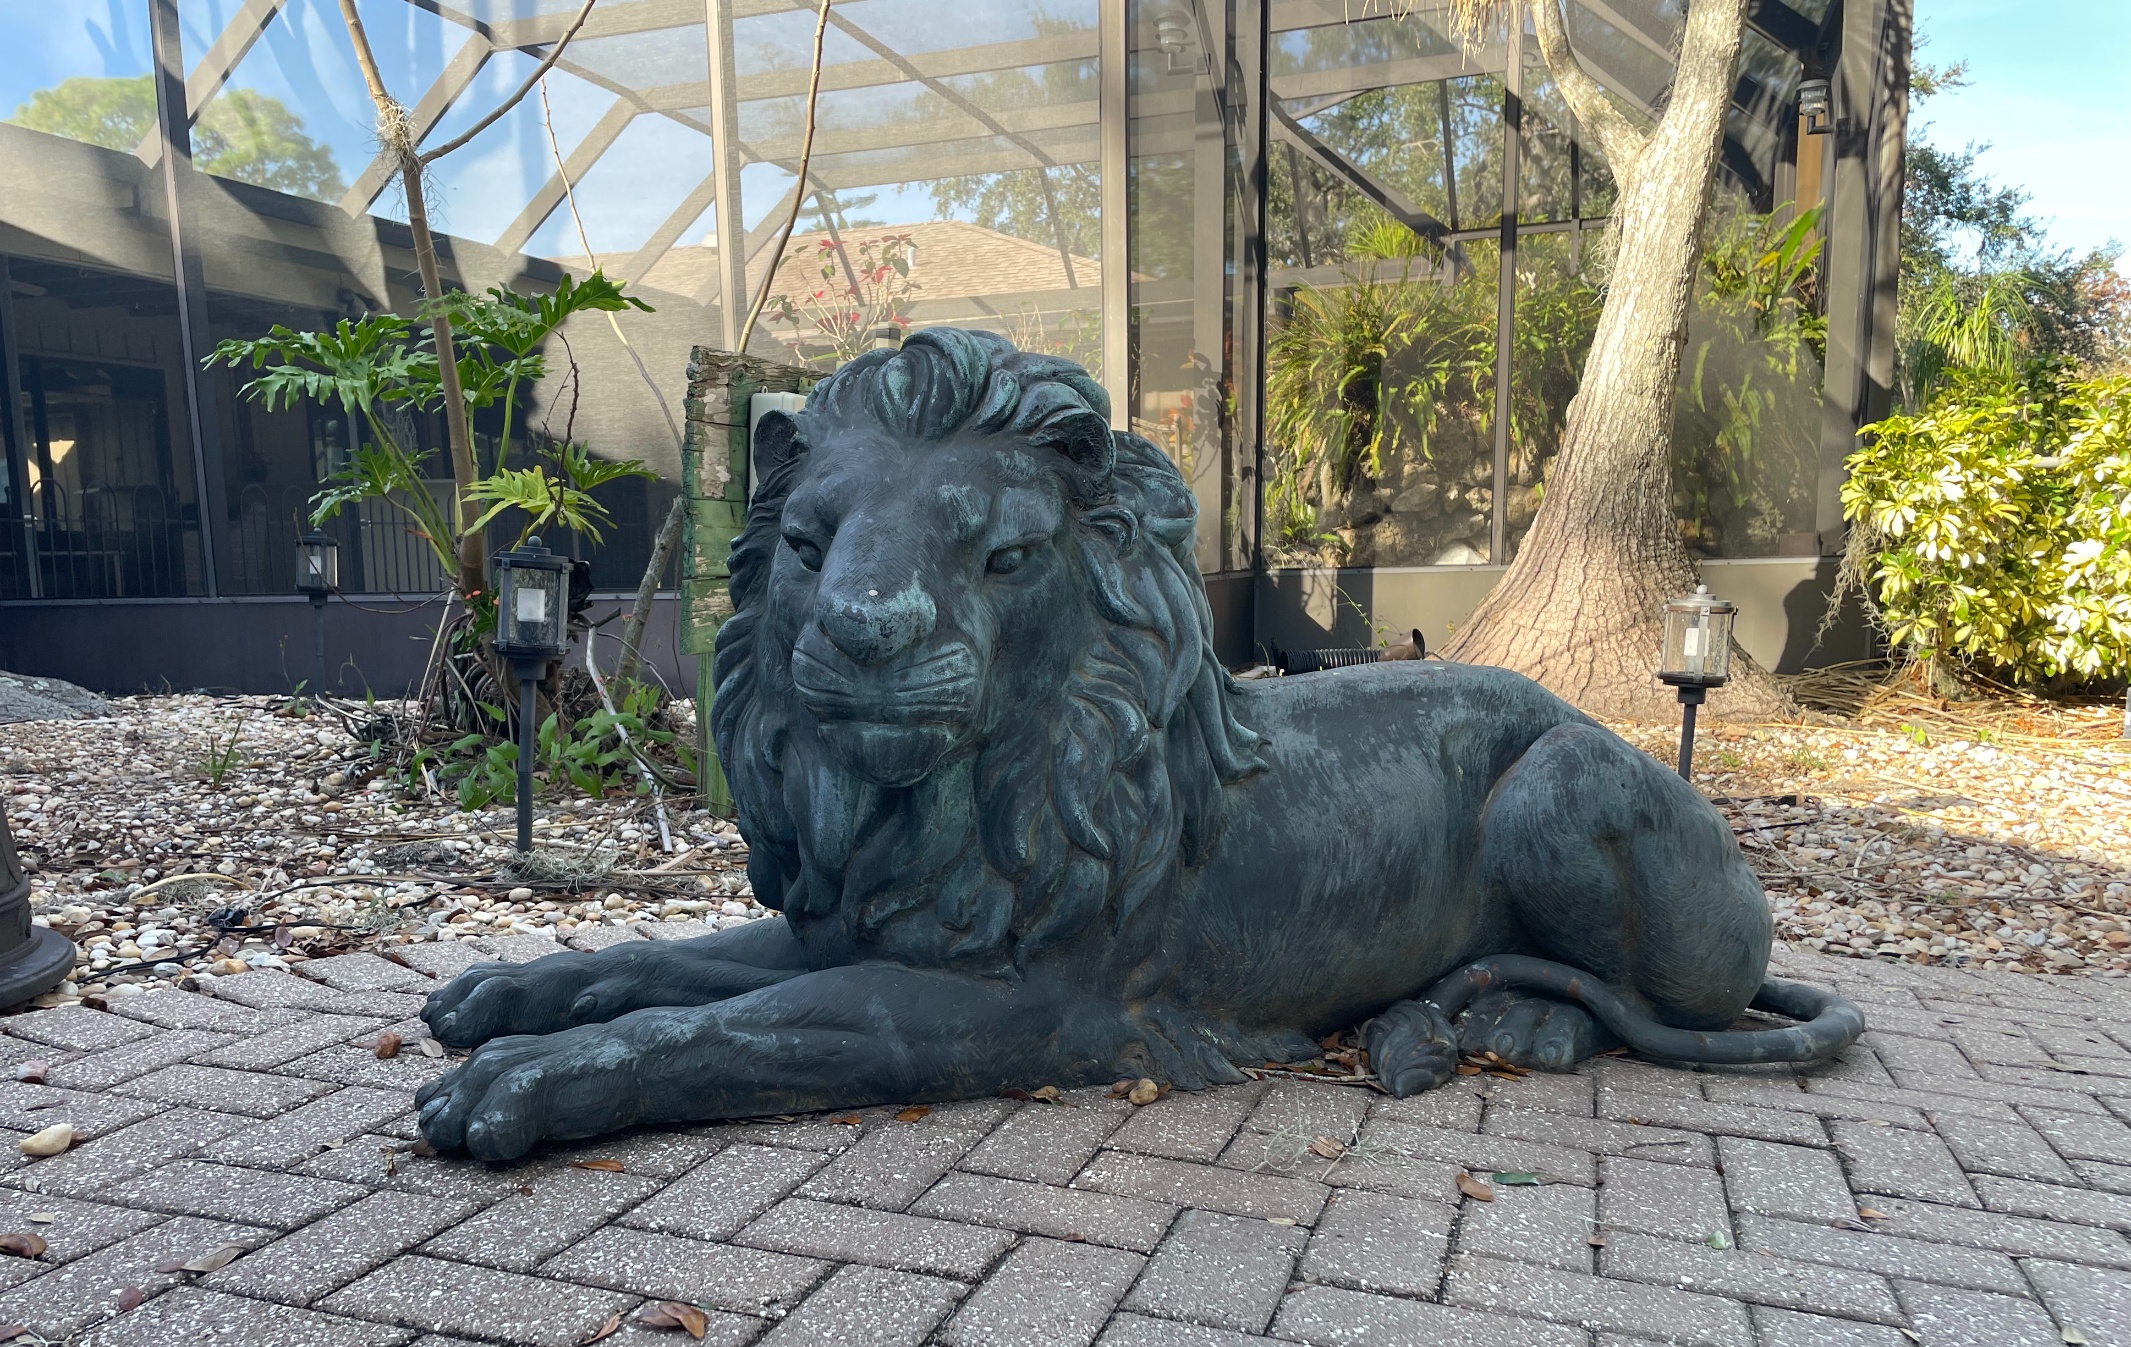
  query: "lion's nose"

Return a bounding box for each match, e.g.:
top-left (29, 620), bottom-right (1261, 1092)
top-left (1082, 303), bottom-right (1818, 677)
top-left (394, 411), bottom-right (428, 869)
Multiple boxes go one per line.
top-left (817, 577), bottom-right (937, 667)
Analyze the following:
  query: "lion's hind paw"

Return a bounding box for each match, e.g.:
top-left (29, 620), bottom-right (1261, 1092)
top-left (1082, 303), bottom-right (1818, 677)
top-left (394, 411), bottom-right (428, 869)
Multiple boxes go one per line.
top-left (1364, 998), bottom-right (1460, 1097)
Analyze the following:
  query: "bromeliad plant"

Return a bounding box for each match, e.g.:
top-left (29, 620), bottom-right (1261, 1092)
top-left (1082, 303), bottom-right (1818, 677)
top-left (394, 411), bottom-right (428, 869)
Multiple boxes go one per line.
top-left (205, 270), bottom-right (657, 618)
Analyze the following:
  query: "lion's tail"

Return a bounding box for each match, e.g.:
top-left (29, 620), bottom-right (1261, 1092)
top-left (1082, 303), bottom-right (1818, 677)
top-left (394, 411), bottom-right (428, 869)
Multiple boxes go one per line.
top-left (1419, 954), bottom-right (1865, 1067)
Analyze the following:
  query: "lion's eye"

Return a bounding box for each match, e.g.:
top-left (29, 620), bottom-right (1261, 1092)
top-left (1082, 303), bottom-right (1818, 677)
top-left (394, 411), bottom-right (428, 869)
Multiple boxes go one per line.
top-left (784, 532), bottom-right (824, 572)
top-left (985, 545), bottom-right (1029, 576)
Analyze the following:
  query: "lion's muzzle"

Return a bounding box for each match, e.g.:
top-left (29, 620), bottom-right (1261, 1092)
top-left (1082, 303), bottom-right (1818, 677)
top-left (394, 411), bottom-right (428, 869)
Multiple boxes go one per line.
top-left (790, 631), bottom-right (980, 786)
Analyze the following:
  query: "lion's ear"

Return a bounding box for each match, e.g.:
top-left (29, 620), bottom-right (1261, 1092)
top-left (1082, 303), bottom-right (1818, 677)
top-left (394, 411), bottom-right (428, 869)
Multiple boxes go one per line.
top-left (750, 410), bottom-right (808, 495)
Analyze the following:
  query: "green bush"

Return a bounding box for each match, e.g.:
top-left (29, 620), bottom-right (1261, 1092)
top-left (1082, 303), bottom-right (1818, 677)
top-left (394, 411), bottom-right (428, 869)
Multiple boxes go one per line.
top-left (1843, 372), bottom-right (2131, 684)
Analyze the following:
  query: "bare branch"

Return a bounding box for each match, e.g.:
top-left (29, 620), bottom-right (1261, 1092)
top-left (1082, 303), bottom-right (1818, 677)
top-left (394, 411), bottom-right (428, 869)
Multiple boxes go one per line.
top-left (737, 0), bottom-right (833, 353)
top-left (1528, 0), bottom-right (1647, 178)
top-left (420, 0), bottom-right (600, 165)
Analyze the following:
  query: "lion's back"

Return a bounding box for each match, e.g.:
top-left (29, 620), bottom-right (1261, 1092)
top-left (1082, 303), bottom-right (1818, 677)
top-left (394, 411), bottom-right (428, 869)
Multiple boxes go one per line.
top-left (1164, 661), bottom-right (1586, 1023)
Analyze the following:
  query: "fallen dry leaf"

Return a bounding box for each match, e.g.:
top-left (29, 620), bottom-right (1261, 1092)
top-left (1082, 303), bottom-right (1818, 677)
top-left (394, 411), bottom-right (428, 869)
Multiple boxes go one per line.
top-left (638, 1301), bottom-right (710, 1339)
top-left (410, 1139), bottom-right (437, 1158)
top-left (0, 1234), bottom-right (46, 1260)
top-left (894, 1106), bottom-right (932, 1123)
top-left (1029, 1085), bottom-right (1062, 1103)
top-left (12, 1061), bottom-right (47, 1085)
top-left (24, 1214), bottom-right (53, 1226)
top-left (1266, 1217), bottom-right (1298, 1226)
top-left (18, 1124), bottom-right (74, 1158)
top-left (2062, 1328), bottom-right (2089, 1345)
top-left (578, 1311), bottom-right (623, 1345)
top-left (999, 1087), bottom-right (1034, 1101)
top-left (1454, 1064), bottom-right (1483, 1076)
top-left (418, 1038), bottom-right (445, 1058)
top-left (831, 1115), bottom-right (862, 1126)
top-left (1455, 1171), bottom-right (1494, 1202)
top-left (0, 1325), bottom-right (27, 1344)
top-left (1587, 1235), bottom-right (1608, 1247)
top-left (1107, 1079), bottom-right (1136, 1099)
top-left (1306, 1136), bottom-right (1347, 1160)
top-left (1127, 1078), bottom-right (1161, 1106)
top-left (116, 1285), bottom-right (144, 1312)
top-left (571, 1159), bottom-right (626, 1173)
top-left (1061, 1231), bottom-right (1087, 1241)
top-left (373, 1032), bottom-right (403, 1059)
top-left (1857, 1207), bottom-right (1888, 1220)
top-left (181, 1244), bottom-right (243, 1273)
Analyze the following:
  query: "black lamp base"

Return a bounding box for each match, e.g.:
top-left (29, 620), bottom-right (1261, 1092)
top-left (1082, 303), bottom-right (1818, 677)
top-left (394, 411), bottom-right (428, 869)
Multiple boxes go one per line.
top-left (0, 817), bottom-right (73, 1009)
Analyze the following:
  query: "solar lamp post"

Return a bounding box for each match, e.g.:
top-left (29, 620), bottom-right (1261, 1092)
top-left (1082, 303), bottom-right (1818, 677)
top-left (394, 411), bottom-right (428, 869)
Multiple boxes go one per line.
top-left (1657, 583), bottom-right (1735, 780)
top-left (294, 530), bottom-right (339, 699)
top-left (492, 538), bottom-right (570, 852)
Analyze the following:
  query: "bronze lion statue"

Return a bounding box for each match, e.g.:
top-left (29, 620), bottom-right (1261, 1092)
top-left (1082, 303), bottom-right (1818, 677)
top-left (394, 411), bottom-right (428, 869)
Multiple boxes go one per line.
top-left (415, 329), bottom-right (1861, 1161)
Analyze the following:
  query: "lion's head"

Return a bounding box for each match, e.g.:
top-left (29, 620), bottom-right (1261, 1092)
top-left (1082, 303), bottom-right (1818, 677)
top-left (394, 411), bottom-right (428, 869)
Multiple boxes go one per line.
top-left (712, 328), bottom-right (1263, 970)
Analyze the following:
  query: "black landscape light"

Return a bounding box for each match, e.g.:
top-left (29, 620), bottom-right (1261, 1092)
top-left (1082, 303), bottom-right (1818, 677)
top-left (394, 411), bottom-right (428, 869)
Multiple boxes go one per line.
top-left (1658, 583), bottom-right (1735, 780)
top-left (493, 537), bottom-right (570, 852)
top-left (1798, 78), bottom-right (1832, 135)
top-left (0, 809), bottom-right (75, 1008)
top-left (295, 529), bottom-right (339, 698)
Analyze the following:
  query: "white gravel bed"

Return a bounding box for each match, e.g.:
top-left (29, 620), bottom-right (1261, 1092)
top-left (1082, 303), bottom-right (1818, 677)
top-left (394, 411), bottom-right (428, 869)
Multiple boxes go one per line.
top-left (1, 697), bottom-right (2126, 1013)
top-left (0, 695), bottom-right (766, 1008)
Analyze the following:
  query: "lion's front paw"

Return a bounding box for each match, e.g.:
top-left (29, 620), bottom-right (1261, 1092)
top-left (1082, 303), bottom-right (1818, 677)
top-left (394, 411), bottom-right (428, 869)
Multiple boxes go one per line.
top-left (1364, 998), bottom-right (1460, 1097)
top-left (415, 1023), bottom-right (648, 1162)
top-left (422, 953), bottom-right (625, 1048)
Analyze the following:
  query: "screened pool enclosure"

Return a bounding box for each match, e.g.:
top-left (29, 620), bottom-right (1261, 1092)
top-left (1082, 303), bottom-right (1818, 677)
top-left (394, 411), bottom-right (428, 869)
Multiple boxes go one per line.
top-left (0, 0), bottom-right (1908, 689)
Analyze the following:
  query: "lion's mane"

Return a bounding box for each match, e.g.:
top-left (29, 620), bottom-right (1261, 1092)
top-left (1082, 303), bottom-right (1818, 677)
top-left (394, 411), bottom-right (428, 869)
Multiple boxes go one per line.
top-left (711, 329), bottom-right (1264, 970)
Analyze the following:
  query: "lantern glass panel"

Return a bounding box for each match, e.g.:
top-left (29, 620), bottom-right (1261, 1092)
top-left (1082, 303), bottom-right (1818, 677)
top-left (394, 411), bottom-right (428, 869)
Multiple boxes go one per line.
top-left (1661, 590), bottom-right (1734, 684)
top-left (497, 553), bottom-right (566, 657)
top-left (296, 535), bottom-right (338, 593)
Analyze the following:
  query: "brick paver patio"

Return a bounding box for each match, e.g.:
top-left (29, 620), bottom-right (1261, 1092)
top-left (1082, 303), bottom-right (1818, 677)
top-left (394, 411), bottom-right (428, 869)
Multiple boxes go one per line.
top-left (1, 937), bottom-right (2127, 1346)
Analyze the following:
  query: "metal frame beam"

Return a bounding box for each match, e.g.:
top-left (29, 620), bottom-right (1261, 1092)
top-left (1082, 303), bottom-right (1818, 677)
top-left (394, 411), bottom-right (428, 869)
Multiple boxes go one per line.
top-left (149, 0), bottom-right (227, 597)
top-left (340, 34), bottom-right (495, 215)
top-left (1098, 0), bottom-right (1127, 428)
top-left (136, 0), bottom-right (289, 168)
top-left (1269, 102), bottom-right (1449, 244)
top-left (620, 174), bottom-right (719, 284)
top-left (491, 100), bottom-right (639, 255)
top-left (703, 0), bottom-right (748, 350)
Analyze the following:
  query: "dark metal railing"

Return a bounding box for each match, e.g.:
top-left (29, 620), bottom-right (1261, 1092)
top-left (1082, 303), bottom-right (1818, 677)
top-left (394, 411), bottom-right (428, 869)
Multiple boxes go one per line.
top-left (18, 482), bottom-right (199, 598)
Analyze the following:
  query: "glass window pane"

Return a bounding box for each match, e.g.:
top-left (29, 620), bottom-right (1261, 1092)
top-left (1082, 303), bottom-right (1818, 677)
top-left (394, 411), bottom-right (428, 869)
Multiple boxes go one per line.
top-left (730, 0), bottom-right (1103, 374)
top-left (1518, 42), bottom-right (1576, 224)
top-left (1672, 190), bottom-right (1828, 558)
top-left (3, 3), bottom-right (208, 598)
top-left (1264, 240), bottom-right (1499, 568)
top-left (1505, 230), bottom-right (1601, 560)
top-left (1128, 0), bottom-right (1252, 575)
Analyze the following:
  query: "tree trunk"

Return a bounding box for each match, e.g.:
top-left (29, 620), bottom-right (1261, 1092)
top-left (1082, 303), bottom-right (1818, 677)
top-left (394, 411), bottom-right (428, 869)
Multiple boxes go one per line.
top-left (1442, 0), bottom-right (1792, 722)
top-left (334, 0), bottom-right (485, 600)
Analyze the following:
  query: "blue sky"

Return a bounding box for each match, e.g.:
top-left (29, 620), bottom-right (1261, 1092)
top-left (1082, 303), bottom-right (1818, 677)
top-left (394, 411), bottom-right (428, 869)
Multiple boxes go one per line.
top-left (1914, 0), bottom-right (2131, 273)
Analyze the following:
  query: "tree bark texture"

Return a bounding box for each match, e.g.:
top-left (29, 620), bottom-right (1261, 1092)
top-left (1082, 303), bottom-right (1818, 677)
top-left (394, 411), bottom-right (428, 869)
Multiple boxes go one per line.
top-left (1442, 0), bottom-right (1792, 722)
